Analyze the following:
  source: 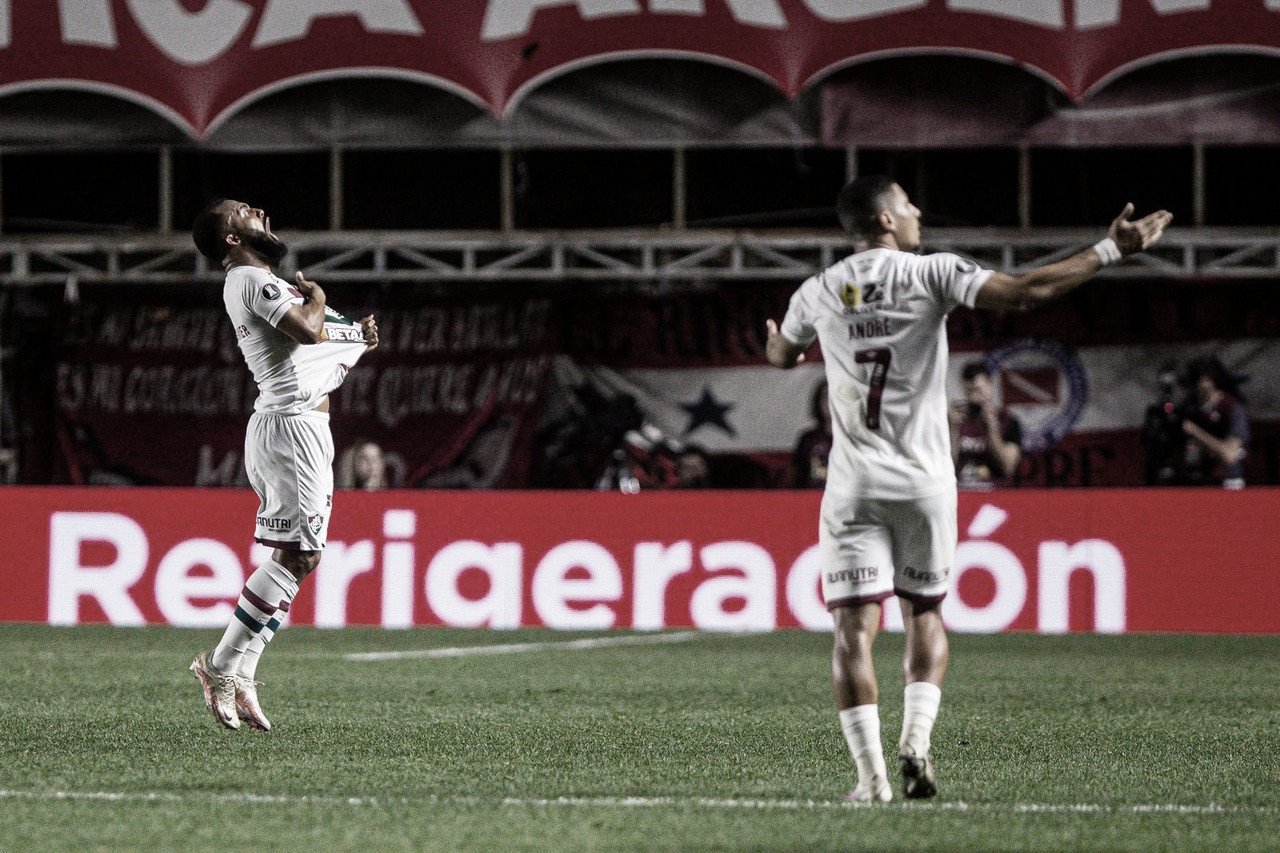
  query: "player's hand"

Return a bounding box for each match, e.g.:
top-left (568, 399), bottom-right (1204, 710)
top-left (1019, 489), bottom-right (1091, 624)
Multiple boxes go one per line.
top-left (294, 271), bottom-right (326, 306)
top-left (1109, 203), bottom-right (1173, 257)
top-left (765, 319), bottom-right (804, 364)
top-left (359, 315), bottom-right (379, 350)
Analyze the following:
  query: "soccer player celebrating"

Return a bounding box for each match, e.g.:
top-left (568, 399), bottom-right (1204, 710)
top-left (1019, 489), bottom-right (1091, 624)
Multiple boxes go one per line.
top-left (766, 177), bottom-right (1170, 801)
top-left (188, 199), bottom-right (379, 731)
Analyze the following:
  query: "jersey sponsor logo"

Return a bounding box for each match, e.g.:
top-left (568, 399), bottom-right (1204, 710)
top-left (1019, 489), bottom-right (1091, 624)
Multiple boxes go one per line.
top-left (902, 565), bottom-right (949, 583)
top-left (262, 282), bottom-right (280, 301)
top-left (325, 326), bottom-right (366, 343)
top-left (986, 338), bottom-right (1088, 453)
top-left (826, 566), bottom-right (878, 585)
top-left (256, 516), bottom-right (291, 532)
top-left (236, 324), bottom-right (250, 339)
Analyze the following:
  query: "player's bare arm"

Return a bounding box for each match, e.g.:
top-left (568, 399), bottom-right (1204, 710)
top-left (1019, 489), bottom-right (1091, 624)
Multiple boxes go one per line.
top-left (276, 271), bottom-right (330, 345)
top-left (975, 204), bottom-right (1173, 312)
top-left (764, 318), bottom-right (807, 368)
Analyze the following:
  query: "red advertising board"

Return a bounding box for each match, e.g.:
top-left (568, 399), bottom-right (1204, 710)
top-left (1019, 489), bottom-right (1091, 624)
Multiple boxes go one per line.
top-left (3, 2), bottom-right (1280, 135)
top-left (2, 487), bottom-right (1276, 634)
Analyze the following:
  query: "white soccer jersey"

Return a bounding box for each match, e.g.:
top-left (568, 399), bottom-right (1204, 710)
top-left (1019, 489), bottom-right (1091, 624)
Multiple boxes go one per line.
top-left (224, 265), bottom-right (369, 414)
top-left (781, 248), bottom-right (991, 502)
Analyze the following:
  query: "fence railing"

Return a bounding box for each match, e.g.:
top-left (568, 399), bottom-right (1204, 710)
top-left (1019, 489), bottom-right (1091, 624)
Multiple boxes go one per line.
top-left (2, 228), bottom-right (1277, 285)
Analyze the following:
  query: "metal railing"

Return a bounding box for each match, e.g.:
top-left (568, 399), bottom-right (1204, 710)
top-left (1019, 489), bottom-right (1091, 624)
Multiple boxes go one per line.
top-left (2, 228), bottom-right (1278, 285)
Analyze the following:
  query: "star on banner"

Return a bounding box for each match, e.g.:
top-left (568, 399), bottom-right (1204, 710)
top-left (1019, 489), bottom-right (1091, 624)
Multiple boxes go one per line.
top-left (680, 386), bottom-right (736, 437)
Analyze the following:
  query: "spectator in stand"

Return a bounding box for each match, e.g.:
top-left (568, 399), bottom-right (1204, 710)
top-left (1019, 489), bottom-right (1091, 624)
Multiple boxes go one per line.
top-left (675, 444), bottom-right (714, 489)
top-left (793, 380), bottom-right (833, 488)
top-left (338, 440), bottom-right (388, 491)
top-left (1180, 357), bottom-right (1249, 489)
top-left (950, 361), bottom-right (1022, 490)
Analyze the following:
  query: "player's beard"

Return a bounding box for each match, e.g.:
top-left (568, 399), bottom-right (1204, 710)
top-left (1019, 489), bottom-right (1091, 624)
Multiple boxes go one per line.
top-left (243, 229), bottom-right (288, 263)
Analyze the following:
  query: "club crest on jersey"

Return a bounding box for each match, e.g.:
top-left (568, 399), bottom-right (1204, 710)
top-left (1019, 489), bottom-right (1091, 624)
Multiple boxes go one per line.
top-left (307, 514), bottom-right (324, 536)
top-left (262, 282), bottom-right (280, 301)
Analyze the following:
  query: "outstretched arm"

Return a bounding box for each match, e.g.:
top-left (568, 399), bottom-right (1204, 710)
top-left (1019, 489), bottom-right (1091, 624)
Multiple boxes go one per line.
top-left (765, 319), bottom-right (808, 369)
top-left (975, 204), bottom-right (1173, 312)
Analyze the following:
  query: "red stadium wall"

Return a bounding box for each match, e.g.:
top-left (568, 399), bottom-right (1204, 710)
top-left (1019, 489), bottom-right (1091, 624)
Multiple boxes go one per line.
top-left (2, 488), bottom-right (1276, 635)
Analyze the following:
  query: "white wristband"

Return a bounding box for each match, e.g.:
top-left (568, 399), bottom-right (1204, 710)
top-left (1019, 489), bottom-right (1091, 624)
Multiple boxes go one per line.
top-left (1093, 237), bottom-right (1122, 266)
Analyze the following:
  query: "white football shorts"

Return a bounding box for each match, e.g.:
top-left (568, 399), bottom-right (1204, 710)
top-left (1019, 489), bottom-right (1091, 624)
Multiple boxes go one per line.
top-left (819, 490), bottom-right (957, 609)
top-left (244, 410), bottom-right (334, 552)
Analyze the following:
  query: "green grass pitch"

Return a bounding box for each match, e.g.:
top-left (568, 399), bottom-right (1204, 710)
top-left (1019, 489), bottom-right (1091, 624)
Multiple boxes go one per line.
top-left (2, 625), bottom-right (1278, 851)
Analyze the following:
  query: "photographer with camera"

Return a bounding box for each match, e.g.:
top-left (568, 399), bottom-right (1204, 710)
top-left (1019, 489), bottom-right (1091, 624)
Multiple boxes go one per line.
top-left (1142, 358), bottom-right (1249, 489)
top-left (1181, 358), bottom-right (1250, 489)
top-left (951, 360), bottom-right (1023, 491)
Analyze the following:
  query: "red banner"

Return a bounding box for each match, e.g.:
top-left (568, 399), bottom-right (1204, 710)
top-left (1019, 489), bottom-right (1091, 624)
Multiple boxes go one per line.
top-left (4, 486), bottom-right (1277, 634)
top-left (2, 2), bottom-right (1279, 136)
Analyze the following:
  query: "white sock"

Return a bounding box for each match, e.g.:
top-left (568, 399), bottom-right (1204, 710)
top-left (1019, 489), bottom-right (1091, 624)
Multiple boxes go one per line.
top-left (900, 681), bottom-right (942, 757)
top-left (237, 609), bottom-right (288, 681)
top-left (211, 560), bottom-right (298, 674)
top-left (839, 704), bottom-right (888, 789)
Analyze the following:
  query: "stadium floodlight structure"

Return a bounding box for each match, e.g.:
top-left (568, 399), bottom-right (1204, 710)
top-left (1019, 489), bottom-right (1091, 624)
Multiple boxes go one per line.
top-left (1, 227), bottom-right (1279, 286)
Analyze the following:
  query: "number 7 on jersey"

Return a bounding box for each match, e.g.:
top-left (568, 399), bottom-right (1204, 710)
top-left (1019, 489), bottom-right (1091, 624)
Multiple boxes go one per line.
top-left (854, 347), bottom-right (892, 429)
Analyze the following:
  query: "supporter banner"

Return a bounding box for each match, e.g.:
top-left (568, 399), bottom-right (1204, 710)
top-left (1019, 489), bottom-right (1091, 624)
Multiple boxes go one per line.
top-left (35, 279), bottom-right (1280, 488)
top-left (49, 283), bottom-right (555, 488)
top-left (548, 281), bottom-right (1280, 487)
top-left (562, 339), bottom-right (1280, 452)
top-left (3, 487), bottom-right (1278, 634)
top-left (3, 2), bottom-right (1280, 135)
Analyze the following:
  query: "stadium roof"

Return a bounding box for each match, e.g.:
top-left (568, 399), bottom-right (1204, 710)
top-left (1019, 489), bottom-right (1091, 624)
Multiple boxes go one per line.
top-left (3, 2), bottom-right (1280, 149)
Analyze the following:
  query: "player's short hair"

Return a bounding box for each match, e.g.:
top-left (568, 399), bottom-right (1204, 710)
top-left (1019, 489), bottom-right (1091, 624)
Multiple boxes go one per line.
top-left (191, 198), bottom-right (231, 263)
top-left (836, 175), bottom-right (897, 236)
top-left (961, 360), bottom-right (992, 382)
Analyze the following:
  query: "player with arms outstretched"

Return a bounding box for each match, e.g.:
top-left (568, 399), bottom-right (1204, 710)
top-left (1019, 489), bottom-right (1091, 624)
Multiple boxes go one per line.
top-left (188, 198), bottom-right (379, 731)
top-left (766, 176), bottom-right (1171, 801)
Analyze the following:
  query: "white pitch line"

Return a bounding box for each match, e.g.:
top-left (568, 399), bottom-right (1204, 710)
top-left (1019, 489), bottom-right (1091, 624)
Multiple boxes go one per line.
top-left (342, 630), bottom-right (703, 662)
top-left (1, 789), bottom-right (1276, 818)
